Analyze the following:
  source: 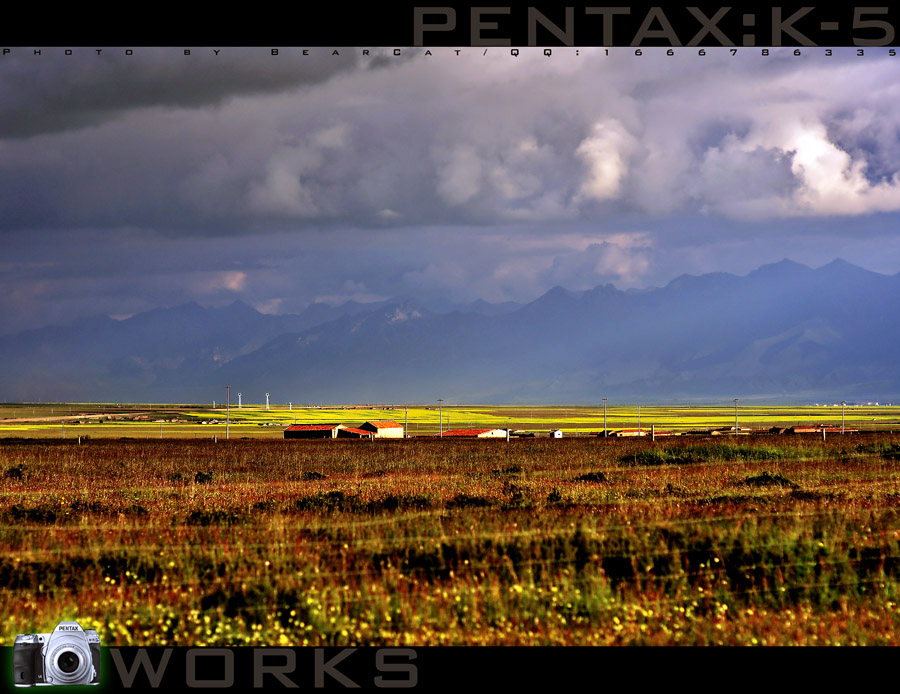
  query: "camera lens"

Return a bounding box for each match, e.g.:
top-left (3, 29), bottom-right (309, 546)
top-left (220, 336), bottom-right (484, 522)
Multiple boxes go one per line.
top-left (58, 651), bottom-right (80, 674)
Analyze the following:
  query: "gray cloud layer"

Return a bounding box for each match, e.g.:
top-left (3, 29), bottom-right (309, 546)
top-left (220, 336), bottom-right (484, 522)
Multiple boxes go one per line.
top-left (0, 47), bottom-right (362, 138)
top-left (2, 48), bottom-right (900, 332)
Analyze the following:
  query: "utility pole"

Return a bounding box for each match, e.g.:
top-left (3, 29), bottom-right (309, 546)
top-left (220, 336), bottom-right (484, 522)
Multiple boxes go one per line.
top-left (841, 400), bottom-right (846, 434)
top-left (225, 385), bottom-right (230, 440)
top-left (734, 398), bottom-right (739, 434)
top-left (405, 406), bottom-right (409, 439)
top-left (638, 405), bottom-right (641, 435)
top-left (266, 393), bottom-right (270, 410)
top-left (603, 398), bottom-right (607, 437)
top-left (438, 399), bottom-right (443, 438)
top-left (238, 393), bottom-right (242, 409)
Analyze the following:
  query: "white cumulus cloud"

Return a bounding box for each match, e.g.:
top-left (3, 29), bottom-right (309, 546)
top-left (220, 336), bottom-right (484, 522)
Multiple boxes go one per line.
top-left (575, 119), bottom-right (638, 202)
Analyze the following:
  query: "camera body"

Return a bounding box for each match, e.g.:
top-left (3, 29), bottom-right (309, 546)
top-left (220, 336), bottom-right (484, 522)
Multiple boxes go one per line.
top-left (13, 621), bottom-right (101, 687)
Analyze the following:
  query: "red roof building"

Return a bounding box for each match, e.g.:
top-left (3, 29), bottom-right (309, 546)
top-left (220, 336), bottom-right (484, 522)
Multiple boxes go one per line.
top-left (338, 427), bottom-right (375, 438)
top-left (358, 420), bottom-right (405, 438)
top-left (438, 428), bottom-right (507, 438)
top-left (786, 425), bottom-right (858, 434)
top-left (284, 424), bottom-right (345, 439)
top-left (610, 429), bottom-right (648, 437)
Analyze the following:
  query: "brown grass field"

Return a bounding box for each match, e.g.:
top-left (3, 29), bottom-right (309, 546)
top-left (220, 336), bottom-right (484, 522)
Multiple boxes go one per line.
top-left (3, 433), bottom-right (900, 646)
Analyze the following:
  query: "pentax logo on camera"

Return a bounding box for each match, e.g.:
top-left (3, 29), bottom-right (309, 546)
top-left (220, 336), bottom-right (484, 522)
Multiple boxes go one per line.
top-left (13, 620), bottom-right (101, 687)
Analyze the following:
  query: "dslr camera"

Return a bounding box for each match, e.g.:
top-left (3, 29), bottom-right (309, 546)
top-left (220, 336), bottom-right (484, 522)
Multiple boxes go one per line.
top-left (13, 621), bottom-right (100, 687)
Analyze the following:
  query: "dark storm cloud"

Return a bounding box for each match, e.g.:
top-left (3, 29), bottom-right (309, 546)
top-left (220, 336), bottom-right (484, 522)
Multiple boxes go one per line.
top-left (2, 48), bottom-right (900, 334)
top-left (4, 48), bottom-right (900, 236)
top-left (0, 47), bottom-right (361, 138)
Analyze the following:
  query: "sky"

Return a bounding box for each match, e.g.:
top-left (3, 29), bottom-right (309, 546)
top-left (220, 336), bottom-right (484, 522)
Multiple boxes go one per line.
top-left (2, 46), bottom-right (900, 333)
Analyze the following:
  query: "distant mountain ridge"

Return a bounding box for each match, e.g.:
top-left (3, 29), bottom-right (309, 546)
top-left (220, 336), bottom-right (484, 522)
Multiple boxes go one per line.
top-left (0, 259), bottom-right (897, 403)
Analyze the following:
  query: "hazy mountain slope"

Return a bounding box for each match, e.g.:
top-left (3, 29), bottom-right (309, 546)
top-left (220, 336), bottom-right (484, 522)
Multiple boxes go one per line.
top-left (1, 259), bottom-right (897, 403)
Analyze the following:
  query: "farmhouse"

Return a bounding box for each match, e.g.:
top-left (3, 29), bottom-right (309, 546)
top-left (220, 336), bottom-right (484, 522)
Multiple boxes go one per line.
top-left (337, 427), bottom-right (375, 439)
top-left (358, 420), bottom-right (405, 438)
top-left (439, 428), bottom-right (508, 438)
top-left (550, 429), bottom-right (563, 438)
top-left (788, 426), bottom-right (819, 434)
top-left (610, 429), bottom-right (647, 437)
top-left (710, 427), bottom-right (752, 435)
top-left (284, 424), bottom-right (346, 439)
top-left (609, 428), bottom-right (676, 437)
top-left (785, 425), bottom-right (857, 434)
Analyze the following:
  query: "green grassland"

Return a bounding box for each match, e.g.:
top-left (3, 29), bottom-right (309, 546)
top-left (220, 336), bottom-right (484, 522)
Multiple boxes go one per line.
top-left (1, 403), bottom-right (898, 439)
top-left (3, 433), bottom-right (900, 646)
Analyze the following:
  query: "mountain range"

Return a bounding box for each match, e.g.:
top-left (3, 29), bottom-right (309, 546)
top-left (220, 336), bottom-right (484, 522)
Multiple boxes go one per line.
top-left (1, 259), bottom-right (897, 404)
